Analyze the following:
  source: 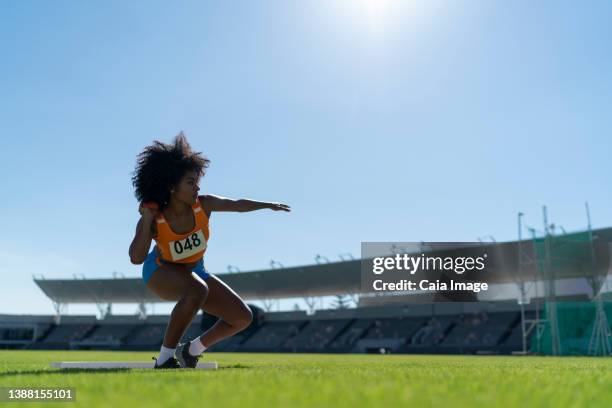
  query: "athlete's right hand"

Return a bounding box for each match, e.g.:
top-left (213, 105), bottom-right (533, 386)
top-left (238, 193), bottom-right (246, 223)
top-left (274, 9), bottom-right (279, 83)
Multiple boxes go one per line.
top-left (139, 202), bottom-right (159, 220)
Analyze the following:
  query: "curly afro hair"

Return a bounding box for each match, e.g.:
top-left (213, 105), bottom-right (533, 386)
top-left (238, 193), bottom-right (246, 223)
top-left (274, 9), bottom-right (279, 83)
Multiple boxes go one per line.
top-left (132, 132), bottom-right (210, 210)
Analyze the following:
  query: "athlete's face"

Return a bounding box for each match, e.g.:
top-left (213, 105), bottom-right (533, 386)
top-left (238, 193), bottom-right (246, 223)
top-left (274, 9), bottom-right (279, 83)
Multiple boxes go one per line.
top-left (173, 171), bottom-right (201, 205)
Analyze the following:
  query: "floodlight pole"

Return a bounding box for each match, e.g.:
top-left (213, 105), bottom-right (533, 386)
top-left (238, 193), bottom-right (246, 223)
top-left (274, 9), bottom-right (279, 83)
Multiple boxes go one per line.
top-left (543, 206), bottom-right (561, 355)
top-left (518, 212), bottom-right (527, 354)
top-left (585, 202), bottom-right (612, 355)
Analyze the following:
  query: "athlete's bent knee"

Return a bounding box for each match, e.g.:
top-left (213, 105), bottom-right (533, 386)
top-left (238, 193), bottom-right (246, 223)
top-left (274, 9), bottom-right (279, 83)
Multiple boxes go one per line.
top-left (183, 282), bottom-right (209, 307)
top-left (234, 305), bottom-right (253, 330)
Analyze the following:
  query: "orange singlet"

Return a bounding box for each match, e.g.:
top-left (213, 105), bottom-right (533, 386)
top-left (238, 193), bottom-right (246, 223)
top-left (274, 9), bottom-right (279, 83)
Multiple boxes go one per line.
top-left (153, 200), bottom-right (210, 264)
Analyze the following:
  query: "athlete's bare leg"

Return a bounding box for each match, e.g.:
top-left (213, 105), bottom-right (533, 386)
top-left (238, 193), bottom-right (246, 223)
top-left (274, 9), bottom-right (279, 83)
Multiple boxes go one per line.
top-left (146, 264), bottom-right (209, 348)
top-left (197, 275), bottom-right (253, 348)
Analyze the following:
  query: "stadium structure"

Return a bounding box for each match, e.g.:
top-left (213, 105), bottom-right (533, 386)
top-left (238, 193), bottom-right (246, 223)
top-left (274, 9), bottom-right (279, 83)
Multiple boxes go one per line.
top-left (2, 224), bottom-right (611, 357)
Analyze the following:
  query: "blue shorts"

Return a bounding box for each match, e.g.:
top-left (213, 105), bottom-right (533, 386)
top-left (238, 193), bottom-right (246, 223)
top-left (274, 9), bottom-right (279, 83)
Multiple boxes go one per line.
top-left (142, 246), bottom-right (210, 284)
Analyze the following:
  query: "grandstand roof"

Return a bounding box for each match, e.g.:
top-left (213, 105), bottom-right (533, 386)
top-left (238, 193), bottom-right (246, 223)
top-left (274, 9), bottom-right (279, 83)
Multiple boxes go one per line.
top-left (34, 227), bottom-right (612, 305)
top-left (34, 260), bottom-right (362, 304)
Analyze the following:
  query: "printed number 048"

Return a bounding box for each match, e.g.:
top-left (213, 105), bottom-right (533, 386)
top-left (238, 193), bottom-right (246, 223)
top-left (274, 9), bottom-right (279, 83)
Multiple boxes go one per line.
top-left (173, 233), bottom-right (202, 254)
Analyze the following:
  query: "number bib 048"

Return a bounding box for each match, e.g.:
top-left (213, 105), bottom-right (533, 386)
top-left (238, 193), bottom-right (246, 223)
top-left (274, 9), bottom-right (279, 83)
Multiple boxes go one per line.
top-left (169, 230), bottom-right (207, 261)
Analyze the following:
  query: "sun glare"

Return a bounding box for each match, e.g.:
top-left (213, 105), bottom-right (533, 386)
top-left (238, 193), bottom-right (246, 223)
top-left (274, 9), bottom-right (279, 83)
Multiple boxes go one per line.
top-left (360, 0), bottom-right (397, 26)
top-left (328, 0), bottom-right (424, 37)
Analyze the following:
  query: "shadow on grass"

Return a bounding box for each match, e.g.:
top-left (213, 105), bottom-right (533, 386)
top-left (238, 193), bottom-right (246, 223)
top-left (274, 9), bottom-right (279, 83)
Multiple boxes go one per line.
top-left (0, 368), bottom-right (133, 377)
top-left (1, 364), bottom-right (252, 377)
top-left (218, 364), bottom-right (251, 370)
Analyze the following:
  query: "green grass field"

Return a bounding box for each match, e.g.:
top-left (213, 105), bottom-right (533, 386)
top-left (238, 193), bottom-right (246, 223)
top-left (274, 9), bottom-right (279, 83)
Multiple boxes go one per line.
top-left (1, 351), bottom-right (611, 407)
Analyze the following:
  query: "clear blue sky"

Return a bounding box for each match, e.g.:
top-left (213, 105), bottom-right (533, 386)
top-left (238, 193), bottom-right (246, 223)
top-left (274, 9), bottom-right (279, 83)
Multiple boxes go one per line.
top-left (1, 0), bottom-right (611, 315)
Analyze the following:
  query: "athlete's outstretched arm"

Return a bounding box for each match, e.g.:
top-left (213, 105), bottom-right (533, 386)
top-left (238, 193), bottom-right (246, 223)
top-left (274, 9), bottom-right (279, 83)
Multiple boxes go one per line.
top-left (200, 194), bottom-right (290, 213)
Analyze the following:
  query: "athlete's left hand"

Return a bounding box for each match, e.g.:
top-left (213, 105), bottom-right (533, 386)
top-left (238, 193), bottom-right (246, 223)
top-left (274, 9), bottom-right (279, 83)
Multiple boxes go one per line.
top-left (269, 202), bottom-right (291, 212)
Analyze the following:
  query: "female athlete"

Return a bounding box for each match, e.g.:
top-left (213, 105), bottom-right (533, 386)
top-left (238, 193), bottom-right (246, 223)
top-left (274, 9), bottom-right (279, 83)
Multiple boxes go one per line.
top-left (129, 132), bottom-right (290, 368)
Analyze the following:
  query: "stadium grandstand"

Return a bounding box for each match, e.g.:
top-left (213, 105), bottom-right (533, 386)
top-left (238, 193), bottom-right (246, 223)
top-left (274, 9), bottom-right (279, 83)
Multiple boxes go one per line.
top-left (2, 228), bottom-right (611, 356)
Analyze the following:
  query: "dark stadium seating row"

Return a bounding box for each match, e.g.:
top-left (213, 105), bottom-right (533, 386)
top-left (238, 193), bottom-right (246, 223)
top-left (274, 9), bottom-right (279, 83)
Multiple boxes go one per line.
top-left (14, 310), bottom-right (533, 354)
